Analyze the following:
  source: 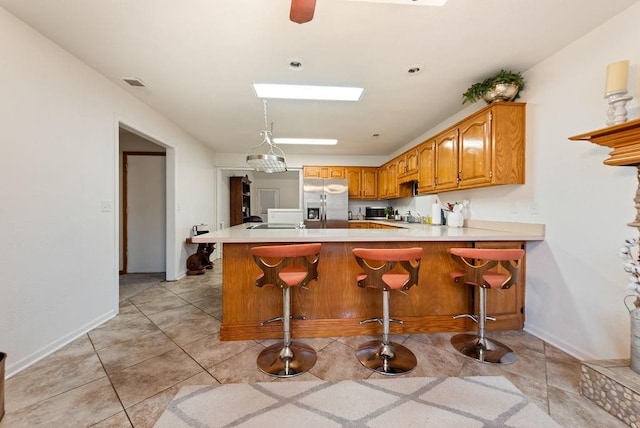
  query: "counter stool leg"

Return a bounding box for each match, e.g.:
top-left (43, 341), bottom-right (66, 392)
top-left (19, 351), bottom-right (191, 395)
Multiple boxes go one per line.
top-left (451, 287), bottom-right (516, 365)
top-left (356, 290), bottom-right (417, 376)
top-left (256, 287), bottom-right (317, 377)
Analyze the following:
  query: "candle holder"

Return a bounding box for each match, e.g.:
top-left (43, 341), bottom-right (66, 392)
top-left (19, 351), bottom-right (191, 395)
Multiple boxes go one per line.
top-left (606, 90), bottom-right (633, 126)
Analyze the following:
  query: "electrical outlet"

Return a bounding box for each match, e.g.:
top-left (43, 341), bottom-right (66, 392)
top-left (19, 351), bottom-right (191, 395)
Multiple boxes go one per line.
top-left (530, 201), bottom-right (539, 215)
top-left (101, 200), bottom-right (113, 212)
top-left (511, 202), bottom-right (518, 214)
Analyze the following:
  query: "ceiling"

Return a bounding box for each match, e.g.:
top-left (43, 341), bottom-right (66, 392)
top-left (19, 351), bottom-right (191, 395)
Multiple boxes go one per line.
top-left (1, 0), bottom-right (638, 156)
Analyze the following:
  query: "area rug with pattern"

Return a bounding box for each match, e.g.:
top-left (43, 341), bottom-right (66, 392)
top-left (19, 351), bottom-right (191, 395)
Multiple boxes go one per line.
top-left (154, 376), bottom-right (559, 427)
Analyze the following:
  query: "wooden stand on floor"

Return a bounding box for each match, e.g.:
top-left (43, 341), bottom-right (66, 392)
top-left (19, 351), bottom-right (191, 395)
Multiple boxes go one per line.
top-left (186, 238), bottom-right (215, 275)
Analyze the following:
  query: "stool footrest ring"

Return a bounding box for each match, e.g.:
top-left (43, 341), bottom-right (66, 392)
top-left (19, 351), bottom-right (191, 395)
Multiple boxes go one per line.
top-left (359, 317), bottom-right (404, 325)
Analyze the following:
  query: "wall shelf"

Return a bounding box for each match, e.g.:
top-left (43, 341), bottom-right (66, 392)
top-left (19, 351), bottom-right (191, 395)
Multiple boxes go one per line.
top-left (570, 117), bottom-right (640, 228)
top-left (569, 117), bottom-right (640, 166)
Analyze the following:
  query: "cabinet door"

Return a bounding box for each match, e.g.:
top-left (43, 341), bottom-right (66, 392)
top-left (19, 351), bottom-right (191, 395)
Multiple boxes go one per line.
top-left (327, 167), bottom-right (345, 178)
top-left (303, 166), bottom-right (345, 178)
top-left (417, 140), bottom-right (436, 194)
top-left (361, 168), bottom-right (378, 199)
top-left (435, 128), bottom-right (459, 191)
top-left (386, 161), bottom-right (399, 198)
top-left (396, 156), bottom-right (407, 177)
top-left (377, 165), bottom-right (387, 198)
top-left (406, 149), bottom-right (419, 175)
top-left (349, 222), bottom-right (369, 229)
top-left (459, 110), bottom-right (492, 188)
top-left (303, 166), bottom-right (322, 178)
top-left (345, 167), bottom-right (362, 199)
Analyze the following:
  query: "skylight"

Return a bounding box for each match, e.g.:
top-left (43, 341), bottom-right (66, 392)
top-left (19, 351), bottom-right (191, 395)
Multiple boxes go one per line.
top-left (252, 84), bottom-right (364, 101)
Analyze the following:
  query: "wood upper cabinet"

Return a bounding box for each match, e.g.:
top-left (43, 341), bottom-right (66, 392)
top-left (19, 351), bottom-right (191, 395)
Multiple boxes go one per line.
top-left (417, 102), bottom-right (525, 194)
top-left (458, 102), bottom-right (525, 189)
top-left (435, 128), bottom-right (460, 191)
top-left (361, 167), bottom-right (378, 199)
top-left (304, 103), bottom-right (524, 198)
top-left (303, 166), bottom-right (346, 179)
top-left (381, 160), bottom-right (398, 198)
top-left (346, 167), bottom-right (378, 199)
top-left (417, 139), bottom-right (436, 194)
top-left (397, 149), bottom-right (419, 182)
top-left (458, 109), bottom-right (493, 188)
top-left (346, 167), bottom-right (362, 198)
top-left (377, 164), bottom-right (387, 198)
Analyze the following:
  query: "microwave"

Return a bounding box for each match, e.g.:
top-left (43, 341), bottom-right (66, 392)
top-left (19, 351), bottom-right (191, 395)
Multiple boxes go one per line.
top-left (365, 206), bottom-right (387, 219)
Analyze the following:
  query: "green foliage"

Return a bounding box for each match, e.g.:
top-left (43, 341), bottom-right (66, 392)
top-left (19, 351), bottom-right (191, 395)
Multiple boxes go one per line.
top-left (462, 69), bottom-right (525, 105)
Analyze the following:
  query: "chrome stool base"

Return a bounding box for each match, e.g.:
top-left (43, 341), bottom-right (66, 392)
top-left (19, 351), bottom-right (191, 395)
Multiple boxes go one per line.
top-left (356, 340), bottom-right (417, 375)
top-left (257, 341), bottom-right (317, 378)
top-left (451, 333), bottom-right (516, 365)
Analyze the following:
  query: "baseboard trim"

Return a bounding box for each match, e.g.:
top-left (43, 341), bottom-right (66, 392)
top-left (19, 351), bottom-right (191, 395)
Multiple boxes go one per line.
top-left (5, 309), bottom-right (117, 378)
top-left (524, 322), bottom-right (598, 361)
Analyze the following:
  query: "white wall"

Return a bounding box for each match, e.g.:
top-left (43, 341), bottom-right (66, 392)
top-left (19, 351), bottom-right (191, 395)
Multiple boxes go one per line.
top-left (0, 8), bottom-right (216, 376)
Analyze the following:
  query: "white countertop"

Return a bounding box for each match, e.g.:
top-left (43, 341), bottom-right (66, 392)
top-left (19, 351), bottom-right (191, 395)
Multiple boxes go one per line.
top-left (190, 219), bottom-right (545, 244)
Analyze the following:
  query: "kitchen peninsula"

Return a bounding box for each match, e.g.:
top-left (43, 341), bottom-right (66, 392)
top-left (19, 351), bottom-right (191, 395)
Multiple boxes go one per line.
top-left (191, 220), bottom-right (544, 341)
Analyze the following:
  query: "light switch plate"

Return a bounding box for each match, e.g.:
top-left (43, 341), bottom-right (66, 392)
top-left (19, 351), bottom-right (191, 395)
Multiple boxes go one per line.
top-left (101, 200), bottom-right (113, 212)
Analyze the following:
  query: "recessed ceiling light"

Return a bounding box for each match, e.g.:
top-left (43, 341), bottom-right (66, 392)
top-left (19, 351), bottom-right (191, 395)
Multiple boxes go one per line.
top-left (289, 59), bottom-right (304, 70)
top-left (252, 83), bottom-right (364, 101)
top-left (273, 138), bottom-right (338, 145)
top-left (407, 64), bottom-right (424, 75)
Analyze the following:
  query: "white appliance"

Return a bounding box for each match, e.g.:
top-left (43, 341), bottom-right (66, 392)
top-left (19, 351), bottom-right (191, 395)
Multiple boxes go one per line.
top-left (267, 209), bottom-right (303, 224)
top-left (303, 178), bottom-right (349, 229)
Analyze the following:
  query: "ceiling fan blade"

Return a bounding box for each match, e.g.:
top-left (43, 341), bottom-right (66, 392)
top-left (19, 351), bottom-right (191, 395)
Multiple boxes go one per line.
top-left (290, 0), bottom-right (316, 24)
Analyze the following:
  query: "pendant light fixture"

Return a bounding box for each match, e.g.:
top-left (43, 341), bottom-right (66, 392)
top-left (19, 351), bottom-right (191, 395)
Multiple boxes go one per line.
top-left (246, 99), bottom-right (287, 173)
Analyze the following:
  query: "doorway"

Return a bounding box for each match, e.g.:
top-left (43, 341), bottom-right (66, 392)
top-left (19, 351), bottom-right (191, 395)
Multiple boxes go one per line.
top-left (122, 152), bottom-right (166, 273)
top-left (118, 128), bottom-right (168, 281)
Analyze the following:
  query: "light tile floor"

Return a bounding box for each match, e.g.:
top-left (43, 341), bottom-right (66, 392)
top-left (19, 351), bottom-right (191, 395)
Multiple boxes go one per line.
top-left (1, 261), bottom-right (628, 427)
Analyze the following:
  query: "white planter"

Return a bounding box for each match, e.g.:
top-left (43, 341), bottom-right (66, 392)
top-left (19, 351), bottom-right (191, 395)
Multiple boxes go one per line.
top-left (631, 309), bottom-right (640, 374)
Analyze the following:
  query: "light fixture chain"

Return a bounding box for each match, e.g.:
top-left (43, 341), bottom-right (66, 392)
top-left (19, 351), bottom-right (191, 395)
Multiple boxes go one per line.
top-left (263, 99), bottom-right (269, 131)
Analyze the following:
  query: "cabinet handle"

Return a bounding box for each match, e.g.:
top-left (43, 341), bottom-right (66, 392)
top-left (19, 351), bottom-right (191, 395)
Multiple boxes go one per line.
top-left (457, 171), bottom-right (462, 183)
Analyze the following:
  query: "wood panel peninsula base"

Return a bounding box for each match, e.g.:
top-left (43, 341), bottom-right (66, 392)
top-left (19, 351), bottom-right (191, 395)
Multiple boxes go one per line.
top-left (191, 220), bottom-right (544, 341)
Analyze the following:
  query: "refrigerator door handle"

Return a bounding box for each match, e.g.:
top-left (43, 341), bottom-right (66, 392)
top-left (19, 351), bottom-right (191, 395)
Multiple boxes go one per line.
top-left (321, 194), bottom-right (326, 222)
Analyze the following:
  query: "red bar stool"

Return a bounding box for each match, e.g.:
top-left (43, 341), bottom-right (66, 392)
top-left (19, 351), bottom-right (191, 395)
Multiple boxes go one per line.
top-left (448, 247), bottom-right (525, 365)
top-left (252, 243), bottom-right (321, 377)
top-left (352, 247), bottom-right (423, 375)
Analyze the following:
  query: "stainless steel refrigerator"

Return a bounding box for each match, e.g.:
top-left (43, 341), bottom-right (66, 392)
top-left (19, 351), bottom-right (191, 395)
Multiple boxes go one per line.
top-left (303, 178), bottom-right (349, 229)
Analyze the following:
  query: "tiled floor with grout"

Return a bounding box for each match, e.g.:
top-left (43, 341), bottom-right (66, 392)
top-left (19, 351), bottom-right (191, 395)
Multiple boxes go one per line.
top-left (1, 261), bottom-right (627, 427)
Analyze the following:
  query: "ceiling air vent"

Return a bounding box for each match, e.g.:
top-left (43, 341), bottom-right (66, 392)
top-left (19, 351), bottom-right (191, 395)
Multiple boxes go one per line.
top-left (123, 77), bottom-right (145, 87)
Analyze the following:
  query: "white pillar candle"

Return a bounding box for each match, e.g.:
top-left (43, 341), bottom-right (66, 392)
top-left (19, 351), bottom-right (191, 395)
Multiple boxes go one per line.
top-left (605, 60), bottom-right (629, 95)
